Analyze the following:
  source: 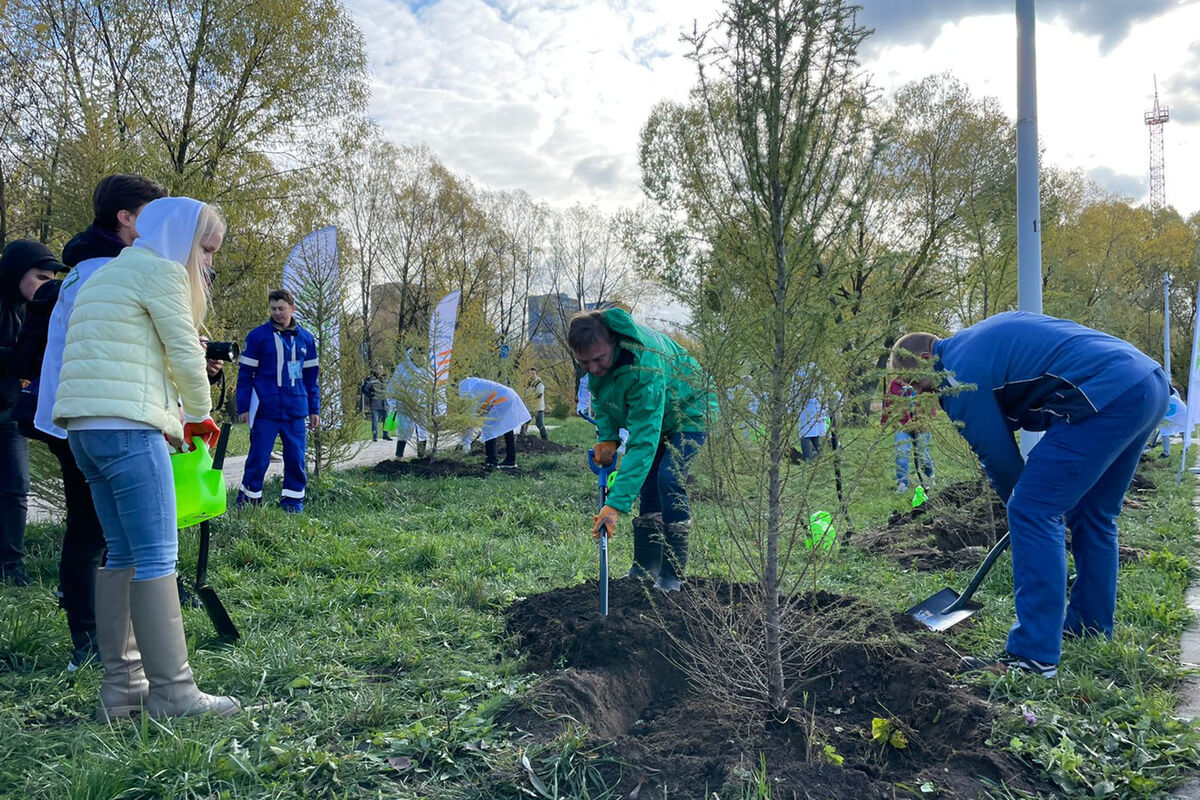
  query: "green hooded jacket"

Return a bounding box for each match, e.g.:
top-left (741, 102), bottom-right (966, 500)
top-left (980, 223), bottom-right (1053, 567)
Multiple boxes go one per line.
top-left (590, 308), bottom-right (717, 512)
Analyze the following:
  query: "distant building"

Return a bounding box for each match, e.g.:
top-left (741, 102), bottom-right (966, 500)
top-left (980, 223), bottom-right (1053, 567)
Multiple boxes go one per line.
top-left (527, 294), bottom-right (580, 348)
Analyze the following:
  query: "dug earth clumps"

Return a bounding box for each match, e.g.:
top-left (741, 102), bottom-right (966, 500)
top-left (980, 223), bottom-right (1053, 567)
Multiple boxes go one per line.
top-left (503, 579), bottom-right (1046, 799)
top-left (856, 480), bottom-right (1007, 570)
top-left (858, 476), bottom-right (1149, 570)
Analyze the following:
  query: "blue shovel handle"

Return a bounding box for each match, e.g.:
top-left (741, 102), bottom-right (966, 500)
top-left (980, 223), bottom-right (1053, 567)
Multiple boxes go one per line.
top-left (588, 447), bottom-right (616, 617)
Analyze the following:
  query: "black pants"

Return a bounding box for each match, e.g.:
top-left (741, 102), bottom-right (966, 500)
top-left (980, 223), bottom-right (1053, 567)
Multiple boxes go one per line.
top-left (799, 436), bottom-right (821, 460)
top-left (21, 422), bottom-right (106, 636)
top-left (0, 420), bottom-right (29, 571)
top-left (484, 431), bottom-right (517, 466)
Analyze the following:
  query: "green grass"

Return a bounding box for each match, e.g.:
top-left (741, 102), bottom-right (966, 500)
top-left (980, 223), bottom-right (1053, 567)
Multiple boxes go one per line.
top-left (2, 415), bottom-right (1199, 798)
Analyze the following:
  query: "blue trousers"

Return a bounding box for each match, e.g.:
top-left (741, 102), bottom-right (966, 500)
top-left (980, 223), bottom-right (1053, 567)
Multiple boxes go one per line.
top-left (1006, 369), bottom-right (1168, 664)
top-left (894, 430), bottom-right (933, 486)
top-left (240, 417), bottom-right (307, 509)
top-left (638, 432), bottom-right (705, 527)
top-left (69, 429), bottom-right (177, 580)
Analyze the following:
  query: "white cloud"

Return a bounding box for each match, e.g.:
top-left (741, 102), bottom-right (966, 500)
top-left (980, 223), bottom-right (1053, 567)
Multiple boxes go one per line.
top-left (350, 0), bottom-right (1200, 218)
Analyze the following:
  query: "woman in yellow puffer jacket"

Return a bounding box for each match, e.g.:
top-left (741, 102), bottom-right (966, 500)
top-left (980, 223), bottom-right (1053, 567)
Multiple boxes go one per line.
top-left (53, 196), bottom-right (240, 720)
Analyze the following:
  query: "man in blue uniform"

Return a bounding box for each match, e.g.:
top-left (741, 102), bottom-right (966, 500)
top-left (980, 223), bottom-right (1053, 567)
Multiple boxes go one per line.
top-left (893, 312), bottom-right (1168, 677)
top-left (235, 289), bottom-right (319, 512)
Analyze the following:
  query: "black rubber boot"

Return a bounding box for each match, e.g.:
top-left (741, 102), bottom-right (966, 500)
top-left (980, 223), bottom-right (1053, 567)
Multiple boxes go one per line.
top-left (395, 440), bottom-right (407, 458)
top-left (416, 441), bottom-right (427, 459)
top-left (657, 521), bottom-right (690, 592)
top-left (626, 514), bottom-right (663, 581)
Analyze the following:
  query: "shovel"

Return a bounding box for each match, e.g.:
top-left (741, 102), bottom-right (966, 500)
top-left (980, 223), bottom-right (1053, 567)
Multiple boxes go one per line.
top-left (193, 423), bottom-right (240, 642)
top-left (588, 448), bottom-right (618, 617)
top-left (906, 532), bottom-right (1010, 631)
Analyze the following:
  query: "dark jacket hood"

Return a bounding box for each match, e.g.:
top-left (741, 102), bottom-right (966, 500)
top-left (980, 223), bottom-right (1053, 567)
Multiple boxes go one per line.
top-left (61, 225), bottom-right (126, 268)
top-left (1, 239), bottom-right (61, 306)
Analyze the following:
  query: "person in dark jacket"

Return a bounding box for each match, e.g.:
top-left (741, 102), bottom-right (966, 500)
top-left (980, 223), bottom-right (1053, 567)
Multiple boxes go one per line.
top-left (18, 175), bottom-right (166, 665)
top-left (361, 367), bottom-right (390, 442)
top-left (0, 241), bottom-right (59, 585)
top-left (235, 288), bottom-right (319, 513)
top-left (893, 312), bottom-right (1168, 678)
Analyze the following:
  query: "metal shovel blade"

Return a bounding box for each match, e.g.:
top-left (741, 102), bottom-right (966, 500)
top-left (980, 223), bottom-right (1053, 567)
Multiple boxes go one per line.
top-left (195, 519), bottom-right (241, 642)
top-left (906, 532), bottom-right (1010, 632)
top-left (905, 588), bottom-right (982, 631)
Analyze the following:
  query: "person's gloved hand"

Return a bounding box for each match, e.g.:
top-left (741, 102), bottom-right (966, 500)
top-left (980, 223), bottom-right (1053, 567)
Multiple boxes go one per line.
top-left (593, 505), bottom-right (619, 539)
top-left (182, 417), bottom-right (220, 451)
top-left (592, 440), bottom-right (619, 467)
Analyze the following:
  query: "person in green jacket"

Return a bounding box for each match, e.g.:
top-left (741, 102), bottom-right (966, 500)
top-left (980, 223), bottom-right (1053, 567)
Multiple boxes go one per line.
top-left (569, 308), bottom-right (715, 591)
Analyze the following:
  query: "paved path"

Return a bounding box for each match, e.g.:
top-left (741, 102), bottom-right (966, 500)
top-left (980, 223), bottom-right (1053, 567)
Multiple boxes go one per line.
top-left (28, 426), bottom-right (559, 523)
top-left (1170, 472), bottom-right (1200, 799)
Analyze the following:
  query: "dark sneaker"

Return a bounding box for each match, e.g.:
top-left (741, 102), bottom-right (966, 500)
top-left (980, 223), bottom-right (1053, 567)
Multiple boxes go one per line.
top-left (66, 635), bottom-right (99, 672)
top-left (0, 563), bottom-right (32, 587)
top-left (498, 464), bottom-right (517, 470)
top-left (959, 651), bottom-right (1057, 678)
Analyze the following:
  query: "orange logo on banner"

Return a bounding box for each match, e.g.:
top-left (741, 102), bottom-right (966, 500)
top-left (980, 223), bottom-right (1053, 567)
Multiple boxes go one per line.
top-left (481, 391), bottom-right (509, 412)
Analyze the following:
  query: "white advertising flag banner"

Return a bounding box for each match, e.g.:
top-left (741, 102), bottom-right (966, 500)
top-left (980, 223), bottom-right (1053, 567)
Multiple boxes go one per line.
top-left (429, 290), bottom-right (461, 416)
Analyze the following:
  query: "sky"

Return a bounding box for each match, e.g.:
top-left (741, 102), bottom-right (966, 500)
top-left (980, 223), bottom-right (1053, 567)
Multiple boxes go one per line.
top-left (347, 0), bottom-right (1200, 217)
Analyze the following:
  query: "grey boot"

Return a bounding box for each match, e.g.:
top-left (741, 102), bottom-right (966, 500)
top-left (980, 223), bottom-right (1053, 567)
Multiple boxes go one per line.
top-left (657, 521), bottom-right (690, 592)
top-left (94, 568), bottom-right (149, 721)
top-left (626, 513), bottom-right (663, 580)
top-left (128, 574), bottom-right (241, 718)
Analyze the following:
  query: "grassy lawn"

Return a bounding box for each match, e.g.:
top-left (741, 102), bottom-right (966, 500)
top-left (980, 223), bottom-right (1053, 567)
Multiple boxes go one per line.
top-left (2, 415), bottom-right (1198, 798)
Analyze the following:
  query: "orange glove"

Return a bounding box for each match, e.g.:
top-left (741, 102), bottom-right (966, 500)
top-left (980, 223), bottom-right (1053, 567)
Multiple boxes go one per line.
top-left (182, 417), bottom-right (220, 451)
top-left (592, 440), bottom-right (619, 467)
top-left (593, 504), bottom-right (619, 539)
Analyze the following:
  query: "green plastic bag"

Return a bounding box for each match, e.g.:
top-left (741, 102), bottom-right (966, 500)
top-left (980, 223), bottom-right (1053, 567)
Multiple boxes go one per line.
top-left (171, 438), bottom-right (226, 528)
top-left (383, 411), bottom-right (398, 433)
top-left (806, 511), bottom-right (837, 550)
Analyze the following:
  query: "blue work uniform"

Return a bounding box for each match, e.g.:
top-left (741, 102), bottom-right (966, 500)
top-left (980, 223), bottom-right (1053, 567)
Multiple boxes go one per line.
top-left (935, 311), bottom-right (1167, 665)
top-left (236, 320), bottom-right (319, 511)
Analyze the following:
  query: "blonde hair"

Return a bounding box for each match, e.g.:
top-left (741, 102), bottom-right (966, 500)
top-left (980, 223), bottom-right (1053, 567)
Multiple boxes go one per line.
top-left (184, 204), bottom-right (225, 327)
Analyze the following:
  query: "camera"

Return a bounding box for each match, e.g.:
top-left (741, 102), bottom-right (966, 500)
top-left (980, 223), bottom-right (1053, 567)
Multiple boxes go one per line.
top-left (205, 341), bottom-right (240, 362)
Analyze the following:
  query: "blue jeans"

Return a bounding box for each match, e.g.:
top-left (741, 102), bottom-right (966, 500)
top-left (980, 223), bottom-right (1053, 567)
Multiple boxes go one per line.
top-left (638, 432), bottom-right (705, 527)
top-left (240, 417), bottom-right (307, 509)
top-left (1006, 369), bottom-right (1168, 664)
top-left (370, 407), bottom-right (386, 439)
top-left (894, 430), bottom-right (933, 486)
top-left (69, 429), bottom-right (177, 581)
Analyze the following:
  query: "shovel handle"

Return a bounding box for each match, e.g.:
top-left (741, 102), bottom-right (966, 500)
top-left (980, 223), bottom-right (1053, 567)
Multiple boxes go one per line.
top-left (942, 532), bottom-right (1011, 614)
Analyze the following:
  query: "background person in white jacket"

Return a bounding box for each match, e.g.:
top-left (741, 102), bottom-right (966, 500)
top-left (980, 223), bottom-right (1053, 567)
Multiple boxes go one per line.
top-left (459, 377), bottom-right (530, 469)
top-left (53, 196), bottom-right (240, 720)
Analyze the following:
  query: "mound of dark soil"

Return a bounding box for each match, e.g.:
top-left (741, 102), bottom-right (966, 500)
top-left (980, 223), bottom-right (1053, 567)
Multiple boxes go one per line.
top-left (514, 434), bottom-right (578, 454)
top-left (503, 580), bottom-right (1044, 799)
top-left (856, 481), bottom-right (1007, 570)
top-left (371, 459), bottom-right (520, 479)
top-left (466, 434), bottom-right (579, 456)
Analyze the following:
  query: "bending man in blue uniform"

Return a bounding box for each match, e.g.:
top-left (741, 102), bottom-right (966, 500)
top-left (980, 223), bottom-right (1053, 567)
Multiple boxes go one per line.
top-left (894, 312), bottom-right (1167, 677)
top-left (236, 288), bottom-right (320, 513)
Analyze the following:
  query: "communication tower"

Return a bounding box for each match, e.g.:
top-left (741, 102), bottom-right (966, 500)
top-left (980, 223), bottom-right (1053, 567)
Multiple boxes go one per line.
top-left (1145, 77), bottom-right (1170, 210)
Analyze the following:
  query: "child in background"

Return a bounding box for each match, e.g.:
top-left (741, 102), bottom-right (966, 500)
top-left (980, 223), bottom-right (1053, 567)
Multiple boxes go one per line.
top-left (882, 361), bottom-right (937, 493)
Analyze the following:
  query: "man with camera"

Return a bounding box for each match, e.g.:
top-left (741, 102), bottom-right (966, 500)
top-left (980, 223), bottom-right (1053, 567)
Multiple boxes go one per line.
top-left (235, 288), bottom-right (319, 513)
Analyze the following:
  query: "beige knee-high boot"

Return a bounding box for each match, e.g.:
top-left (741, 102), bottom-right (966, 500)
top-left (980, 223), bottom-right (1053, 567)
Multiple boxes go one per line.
top-left (128, 574), bottom-right (240, 718)
top-left (94, 567), bottom-right (149, 722)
